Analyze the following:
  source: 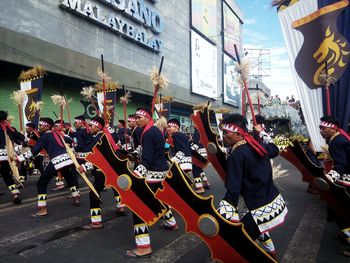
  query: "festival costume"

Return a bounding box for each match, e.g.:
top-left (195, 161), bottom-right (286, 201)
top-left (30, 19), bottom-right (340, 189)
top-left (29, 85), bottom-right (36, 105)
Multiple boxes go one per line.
top-left (25, 125), bottom-right (44, 177)
top-left (117, 126), bottom-right (131, 150)
top-left (323, 130), bottom-right (350, 246)
top-left (81, 123), bottom-right (126, 228)
top-left (26, 120), bottom-right (80, 214)
top-left (218, 124), bottom-right (287, 254)
top-left (324, 132), bottom-right (350, 187)
top-left (191, 127), bottom-right (210, 192)
top-left (169, 131), bottom-right (192, 173)
top-left (0, 120), bottom-right (25, 204)
top-left (132, 122), bottom-right (177, 249)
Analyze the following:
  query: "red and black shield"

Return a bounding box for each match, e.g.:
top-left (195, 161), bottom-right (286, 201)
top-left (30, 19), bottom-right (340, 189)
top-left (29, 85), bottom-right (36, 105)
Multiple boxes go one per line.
top-left (191, 149), bottom-right (208, 169)
top-left (86, 134), bottom-right (167, 226)
top-left (281, 140), bottom-right (350, 223)
top-left (155, 163), bottom-right (275, 262)
top-left (191, 106), bottom-right (227, 181)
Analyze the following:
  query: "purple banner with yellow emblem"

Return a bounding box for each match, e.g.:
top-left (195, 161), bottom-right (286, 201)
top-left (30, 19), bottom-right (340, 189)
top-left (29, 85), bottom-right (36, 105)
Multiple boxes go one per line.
top-left (97, 89), bottom-right (117, 127)
top-left (20, 77), bottom-right (43, 128)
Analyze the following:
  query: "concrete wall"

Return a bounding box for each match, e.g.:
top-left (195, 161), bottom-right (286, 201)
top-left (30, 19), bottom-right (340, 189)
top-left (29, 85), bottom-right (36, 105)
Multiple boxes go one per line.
top-left (0, 0), bottom-right (231, 108)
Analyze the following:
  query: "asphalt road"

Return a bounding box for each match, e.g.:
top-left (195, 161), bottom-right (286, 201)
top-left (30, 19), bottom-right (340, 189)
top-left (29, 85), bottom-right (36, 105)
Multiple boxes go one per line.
top-left (0, 156), bottom-right (349, 263)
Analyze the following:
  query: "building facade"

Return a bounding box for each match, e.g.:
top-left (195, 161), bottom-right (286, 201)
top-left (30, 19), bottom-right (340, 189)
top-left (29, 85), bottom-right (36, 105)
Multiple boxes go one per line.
top-left (0, 0), bottom-right (244, 129)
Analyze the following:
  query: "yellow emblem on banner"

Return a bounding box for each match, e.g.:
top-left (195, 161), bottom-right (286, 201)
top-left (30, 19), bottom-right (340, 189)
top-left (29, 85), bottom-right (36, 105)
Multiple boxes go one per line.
top-left (313, 26), bottom-right (350, 85)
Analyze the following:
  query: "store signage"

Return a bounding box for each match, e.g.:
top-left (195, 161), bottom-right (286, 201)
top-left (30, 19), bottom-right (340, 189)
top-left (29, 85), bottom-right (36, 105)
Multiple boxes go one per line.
top-left (60, 0), bottom-right (163, 52)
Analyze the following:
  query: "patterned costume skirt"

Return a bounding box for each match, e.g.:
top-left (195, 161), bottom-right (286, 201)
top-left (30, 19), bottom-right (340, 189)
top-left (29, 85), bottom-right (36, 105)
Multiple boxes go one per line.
top-left (51, 153), bottom-right (73, 170)
top-left (246, 194), bottom-right (288, 234)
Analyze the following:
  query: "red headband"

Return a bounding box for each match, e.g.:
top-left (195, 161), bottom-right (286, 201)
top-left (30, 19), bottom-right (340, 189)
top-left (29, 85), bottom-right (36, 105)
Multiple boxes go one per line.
top-left (135, 109), bottom-right (152, 120)
top-left (167, 122), bottom-right (179, 129)
top-left (320, 121), bottom-right (350, 141)
top-left (319, 121), bottom-right (338, 129)
top-left (89, 120), bottom-right (103, 129)
top-left (39, 121), bottom-right (52, 128)
top-left (222, 123), bottom-right (268, 156)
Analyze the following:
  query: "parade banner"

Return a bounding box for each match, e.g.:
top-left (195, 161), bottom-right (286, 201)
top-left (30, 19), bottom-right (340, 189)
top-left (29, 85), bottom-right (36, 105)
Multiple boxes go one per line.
top-left (191, 30), bottom-right (218, 99)
top-left (318, 0), bottom-right (350, 131)
top-left (154, 101), bottom-right (171, 119)
top-left (276, 0), bottom-right (350, 150)
top-left (191, 0), bottom-right (217, 42)
top-left (293, 1), bottom-right (350, 89)
top-left (97, 88), bottom-right (117, 127)
top-left (20, 77), bottom-right (43, 128)
top-left (223, 54), bottom-right (241, 107)
top-left (276, 0), bottom-right (326, 151)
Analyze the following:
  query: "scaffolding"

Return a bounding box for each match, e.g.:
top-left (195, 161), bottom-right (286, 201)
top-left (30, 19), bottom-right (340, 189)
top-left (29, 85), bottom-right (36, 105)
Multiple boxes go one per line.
top-left (244, 48), bottom-right (271, 80)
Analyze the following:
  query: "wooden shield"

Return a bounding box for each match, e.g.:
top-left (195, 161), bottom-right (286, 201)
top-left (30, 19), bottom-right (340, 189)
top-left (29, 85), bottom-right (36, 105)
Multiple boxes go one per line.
top-left (86, 134), bottom-right (167, 226)
top-left (191, 106), bottom-right (227, 181)
top-left (155, 163), bottom-right (276, 263)
top-left (281, 140), bottom-right (350, 223)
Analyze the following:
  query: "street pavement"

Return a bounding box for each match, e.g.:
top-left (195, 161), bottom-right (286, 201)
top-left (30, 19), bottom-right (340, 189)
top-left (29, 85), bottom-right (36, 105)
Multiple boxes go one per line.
top-left (0, 156), bottom-right (349, 263)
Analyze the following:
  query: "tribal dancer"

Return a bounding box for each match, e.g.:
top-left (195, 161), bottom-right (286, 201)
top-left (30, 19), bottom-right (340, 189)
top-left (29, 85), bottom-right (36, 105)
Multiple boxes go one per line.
top-left (24, 122), bottom-right (44, 177)
top-left (191, 125), bottom-right (210, 193)
top-left (78, 116), bottom-right (126, 230)
top-left (319, 116), bottom-right (350, 257)
top-left (217, 114), bottom-right (288, 260)
top-left (0, 111), bottom-right (25, 204)
top-left (25, 117), bottom-right (81, 217)
top-left (166, 118), bottom-right (192, 173)
top-left (126, 107), bottom-right (178, 258)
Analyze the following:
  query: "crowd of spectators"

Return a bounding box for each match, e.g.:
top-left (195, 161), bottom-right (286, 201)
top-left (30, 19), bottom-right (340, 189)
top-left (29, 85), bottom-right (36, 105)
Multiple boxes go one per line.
top-left (268, 94), bottom-right (297, 106)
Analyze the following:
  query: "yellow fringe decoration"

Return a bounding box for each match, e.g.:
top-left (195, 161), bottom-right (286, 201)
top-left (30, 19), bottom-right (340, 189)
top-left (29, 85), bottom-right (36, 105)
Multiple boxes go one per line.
top-left (18, 65), bottom-right (46, 82)
top-left (95, 81), bottom-right (120, 92)
top-left (192, 103), bottom-right (208, 111)
top-left (155, 96), bottom-right (173, 104)
top-left (214, 108), bottom-right (230, 114)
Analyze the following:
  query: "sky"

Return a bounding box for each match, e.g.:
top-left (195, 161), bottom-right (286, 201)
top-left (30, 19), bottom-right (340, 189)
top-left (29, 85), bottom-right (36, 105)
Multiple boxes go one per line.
top-left (234, 0), bottom-right (297, 100)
